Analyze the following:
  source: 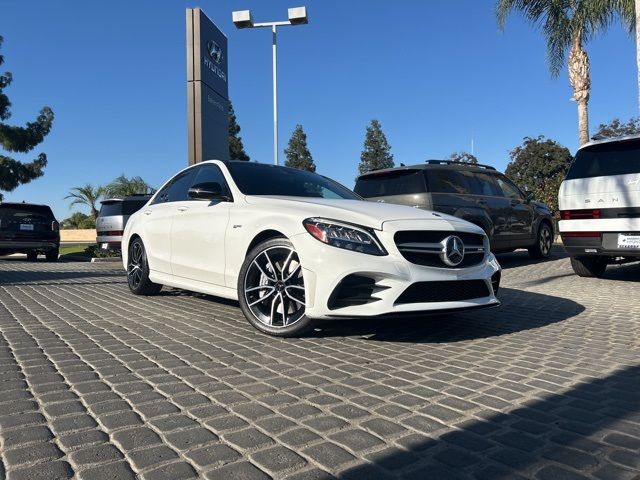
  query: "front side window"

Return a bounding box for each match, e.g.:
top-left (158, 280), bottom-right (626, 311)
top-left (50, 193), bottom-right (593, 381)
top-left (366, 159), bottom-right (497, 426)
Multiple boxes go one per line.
top-left (227, 162), bottom-right (359, 200)
top-left (495, 175), bottom-right (524, 200)
top-left (464, 172), bottom-right (502, 197)
top-left (190, 164), bottom-right (231, 198)
top-left (151, 169), bottom-right (195, 204)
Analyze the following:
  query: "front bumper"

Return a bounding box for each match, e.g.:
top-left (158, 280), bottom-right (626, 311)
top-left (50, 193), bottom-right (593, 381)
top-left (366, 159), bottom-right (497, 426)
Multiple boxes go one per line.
top-left (291, 229), bottom-right (501, 320)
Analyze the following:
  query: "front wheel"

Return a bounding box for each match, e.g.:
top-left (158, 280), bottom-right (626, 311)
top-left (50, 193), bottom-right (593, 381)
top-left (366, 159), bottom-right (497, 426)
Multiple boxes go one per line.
top-left (127, 238), bottom-right (162, 295)
top-left (570, 256), bottom-right (607, 278)
top-left (529, 222), bottom-right (553, 259)
top-left (238, 238), bottom-right (314, 337)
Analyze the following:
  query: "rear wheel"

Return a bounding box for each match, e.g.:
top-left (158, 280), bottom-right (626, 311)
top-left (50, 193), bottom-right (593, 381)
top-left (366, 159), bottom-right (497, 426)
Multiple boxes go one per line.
top-left (45, 248), bottom-right (59, 262)
top-left (26, 251), bottom-right (38, 261)
top-left (238, 238), bottom-right (314, 337)
top-left (570, 256), bottom-right (607, 278)
top-left (529, 222), bottom-right (553, 259)
top-left (127, 238), bottom-right (162, 295)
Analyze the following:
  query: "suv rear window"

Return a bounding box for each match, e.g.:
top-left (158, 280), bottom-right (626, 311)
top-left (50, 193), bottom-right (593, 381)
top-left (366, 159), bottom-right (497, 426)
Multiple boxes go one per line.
top-left (122, 199), bottom-right (148, 215)
top-left (99, 202), bottom-right (122, 217)
top-left (355, 170), bottom-right (426, 197)
top-left (566, 140), bottom-right (640, 180)
top-left (0, 204), bottom-right (54, 230)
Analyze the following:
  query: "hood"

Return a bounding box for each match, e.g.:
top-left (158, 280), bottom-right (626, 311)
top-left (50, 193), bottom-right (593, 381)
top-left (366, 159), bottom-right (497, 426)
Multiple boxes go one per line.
top-left (244, 195), bottom-right (463, 230)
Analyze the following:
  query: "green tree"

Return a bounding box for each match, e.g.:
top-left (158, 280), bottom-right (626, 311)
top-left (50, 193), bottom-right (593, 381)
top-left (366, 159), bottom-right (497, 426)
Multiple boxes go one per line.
top-left (0, 36), bottom-right (54, 200)
top-left (497, 0), bottom-right (633, 146)
top-left (103, 174), bottom-right (154, 198)
top-left (284, 124), bottom-right (315, 172)
top-left (358, 119), bottom-right (394, 175)
top-left (594, 117), bottom-right (640, 138)
top-left (61, 212), bottom-right (95, 229)
top-left (65, 184), bottom-right (104, 221)
top-left (448, 151), bottom-right (479, 164)
top-left (228, 101), bottom-right (249, 161)
top-left (505, 136), bottom-right (573, 214)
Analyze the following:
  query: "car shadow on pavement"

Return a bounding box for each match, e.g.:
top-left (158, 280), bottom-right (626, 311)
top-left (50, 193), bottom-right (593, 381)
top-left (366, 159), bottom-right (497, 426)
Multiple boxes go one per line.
top-left (0, 269), bottom-right (124, 286)
top-left (314, 287), bottom-right (584, 343)
top-left (338, 363), bottom-right (640, 479)
top-left (495, 246), bottom-right (567, 270)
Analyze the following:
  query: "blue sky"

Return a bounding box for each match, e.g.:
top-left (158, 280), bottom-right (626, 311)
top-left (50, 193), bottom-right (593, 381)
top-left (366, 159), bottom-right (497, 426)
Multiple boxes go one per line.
top-left (0, 0), bottom-right (637, 220)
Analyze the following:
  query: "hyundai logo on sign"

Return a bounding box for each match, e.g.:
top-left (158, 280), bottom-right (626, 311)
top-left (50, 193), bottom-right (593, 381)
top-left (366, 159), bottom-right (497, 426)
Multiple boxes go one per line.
top-left (207, 40), bottom-right (223, 64)
top-left (202, 39), bottom-right (226, 83)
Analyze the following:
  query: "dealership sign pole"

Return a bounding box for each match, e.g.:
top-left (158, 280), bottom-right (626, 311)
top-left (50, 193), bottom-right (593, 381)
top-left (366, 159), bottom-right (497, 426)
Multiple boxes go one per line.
top-left (186, 8), bottom-right (229, 165)
top-left (232, 7), bottom-right (308, 166)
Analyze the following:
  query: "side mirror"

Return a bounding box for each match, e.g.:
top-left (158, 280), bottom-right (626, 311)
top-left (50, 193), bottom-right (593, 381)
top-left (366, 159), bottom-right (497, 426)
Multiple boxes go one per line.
top-left (525, 191), bottom-right (535, 203)
top-left (188, 182), bottom-right (230, 201)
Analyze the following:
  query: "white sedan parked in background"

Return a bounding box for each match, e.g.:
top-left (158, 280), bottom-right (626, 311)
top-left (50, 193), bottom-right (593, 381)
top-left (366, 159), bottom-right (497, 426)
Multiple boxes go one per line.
top-left (123, 161), bottom-right (501, 336)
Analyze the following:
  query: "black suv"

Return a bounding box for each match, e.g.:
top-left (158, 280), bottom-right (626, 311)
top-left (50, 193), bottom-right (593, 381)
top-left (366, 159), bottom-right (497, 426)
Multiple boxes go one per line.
top-left (354, 161), bottom-right (555, 258)
top-left (0, 202), bottom-right (60, 261)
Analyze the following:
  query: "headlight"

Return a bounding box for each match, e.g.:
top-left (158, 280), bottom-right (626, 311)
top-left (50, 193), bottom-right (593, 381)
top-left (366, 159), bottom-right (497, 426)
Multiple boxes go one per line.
top-left (303, 218), bottom-right (387, 256)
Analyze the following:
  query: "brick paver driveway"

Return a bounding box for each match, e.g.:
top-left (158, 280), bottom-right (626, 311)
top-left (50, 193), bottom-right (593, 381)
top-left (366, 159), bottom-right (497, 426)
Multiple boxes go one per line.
top-left (0, 248), bottom-right (639, 480)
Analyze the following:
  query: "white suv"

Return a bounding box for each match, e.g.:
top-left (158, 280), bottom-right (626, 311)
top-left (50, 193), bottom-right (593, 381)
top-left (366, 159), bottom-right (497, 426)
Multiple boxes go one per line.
top-left (558, 135), bottom-right (640, 277)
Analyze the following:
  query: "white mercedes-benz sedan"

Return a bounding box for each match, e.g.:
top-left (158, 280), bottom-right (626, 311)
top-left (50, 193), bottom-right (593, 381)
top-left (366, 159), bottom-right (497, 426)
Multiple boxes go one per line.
top-left (123, 161), bottom-right (501, 336)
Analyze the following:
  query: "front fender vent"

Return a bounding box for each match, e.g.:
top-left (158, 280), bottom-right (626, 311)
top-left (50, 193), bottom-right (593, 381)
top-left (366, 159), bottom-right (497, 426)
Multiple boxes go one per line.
top-left (327, 274), bottom-right (389, 310)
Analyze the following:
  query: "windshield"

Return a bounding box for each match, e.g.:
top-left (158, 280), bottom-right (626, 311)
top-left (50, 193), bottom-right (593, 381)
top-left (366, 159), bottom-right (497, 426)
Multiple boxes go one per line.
top-left (566, 139), bottom-right (640, 180)
top-left (227, 162), bottom-right (360, 200)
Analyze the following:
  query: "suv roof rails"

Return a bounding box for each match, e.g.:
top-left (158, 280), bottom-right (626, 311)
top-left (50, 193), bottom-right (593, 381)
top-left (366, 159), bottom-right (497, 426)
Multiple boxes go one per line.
top-left (425, 159), bottom-right (496, 171)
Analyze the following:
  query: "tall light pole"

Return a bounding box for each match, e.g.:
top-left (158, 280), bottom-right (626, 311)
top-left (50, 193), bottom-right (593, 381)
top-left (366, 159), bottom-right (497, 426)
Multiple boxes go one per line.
top-left (232, 7), bottom-right (308, 166)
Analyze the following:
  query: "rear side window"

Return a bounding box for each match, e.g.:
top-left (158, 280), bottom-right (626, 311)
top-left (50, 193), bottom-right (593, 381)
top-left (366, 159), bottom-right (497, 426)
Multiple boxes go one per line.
top-left (354, 170), bottom-right (426, 197)
top-left (99, 202), bottom-right (123, 217)
top-left (566, 140), bottom-right (640, 180)
top-left (427, 169), bottom-right (471, 194)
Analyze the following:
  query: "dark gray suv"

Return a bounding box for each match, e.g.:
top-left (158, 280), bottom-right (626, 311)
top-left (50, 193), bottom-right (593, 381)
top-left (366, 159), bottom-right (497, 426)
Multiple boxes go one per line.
top-left (355, 161), bottom-right (554, 258)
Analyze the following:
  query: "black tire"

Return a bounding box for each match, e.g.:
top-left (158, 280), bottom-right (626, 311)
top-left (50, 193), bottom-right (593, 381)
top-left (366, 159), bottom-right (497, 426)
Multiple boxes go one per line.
top-left (127, 237), bottom-right (162, 295)
top-left (570, 256), bottom-right (607, 278)
top-left (26, 251), bottom-right (38, 261)
top-left (45, 248), bottom-right (59, 262)
top-left (238, 237), bottom-right (314, 337)
top-left (529, 222), bottom-right (553, 259)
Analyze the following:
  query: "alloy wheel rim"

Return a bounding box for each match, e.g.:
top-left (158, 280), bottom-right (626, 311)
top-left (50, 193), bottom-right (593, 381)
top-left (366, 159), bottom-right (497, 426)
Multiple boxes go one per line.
top-left (128, 241), bottom-right (144, 289)
top-left (244, 246), bottom-right (305, 328)
top-left (540, 227), bottom-right (551, 255)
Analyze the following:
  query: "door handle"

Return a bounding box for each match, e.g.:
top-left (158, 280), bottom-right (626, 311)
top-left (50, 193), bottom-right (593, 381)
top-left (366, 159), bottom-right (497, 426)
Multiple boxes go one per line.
top-left (143, 210), bottom-right (152, 215)
top-left (177, 206), bottom-right (189, 212)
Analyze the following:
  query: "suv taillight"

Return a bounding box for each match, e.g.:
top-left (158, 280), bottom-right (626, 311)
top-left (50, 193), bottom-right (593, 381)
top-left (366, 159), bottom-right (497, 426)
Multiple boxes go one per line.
top-left (560, 209), bottom-right (601, 220)
top-left (52, 221), bottom-right (59, 232)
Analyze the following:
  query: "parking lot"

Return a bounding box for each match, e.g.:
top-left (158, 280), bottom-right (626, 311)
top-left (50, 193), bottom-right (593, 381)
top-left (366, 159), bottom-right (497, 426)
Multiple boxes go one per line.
top-left (0, 248), bottom-right (639, 480)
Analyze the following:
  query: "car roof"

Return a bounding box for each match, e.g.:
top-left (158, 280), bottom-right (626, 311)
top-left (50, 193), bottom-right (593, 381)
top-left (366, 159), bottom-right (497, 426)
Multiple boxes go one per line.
top-left (357, 160), bottom-right (498, 179)
top-left (101, 194), bottom-right (152, 204)
top-left (0, 201), bottom-right (53, 208)
top-left (581, 133), bottom-right (640, 151)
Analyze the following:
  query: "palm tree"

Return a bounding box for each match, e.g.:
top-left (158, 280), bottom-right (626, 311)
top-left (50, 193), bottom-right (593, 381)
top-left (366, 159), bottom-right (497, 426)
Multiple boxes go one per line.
top-left (65, 184), bottom-right (103, 220)
top-left (497, 0), bottom-right (633, 145)
top-left (103, 174), bottom-right (154, 198)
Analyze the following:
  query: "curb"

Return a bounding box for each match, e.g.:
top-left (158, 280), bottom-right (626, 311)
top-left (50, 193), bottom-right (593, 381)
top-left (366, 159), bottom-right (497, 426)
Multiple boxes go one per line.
top-left (90, 257), bottom-right (122, 263)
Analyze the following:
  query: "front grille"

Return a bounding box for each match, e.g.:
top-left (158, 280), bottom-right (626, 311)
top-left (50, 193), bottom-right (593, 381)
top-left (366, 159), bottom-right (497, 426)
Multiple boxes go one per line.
top-left (395, 280), bottom-right (490, 305)
top-left (327, 274), bottom-right (389, 310)
top-left (394, 231), bottom-right (486, 268)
